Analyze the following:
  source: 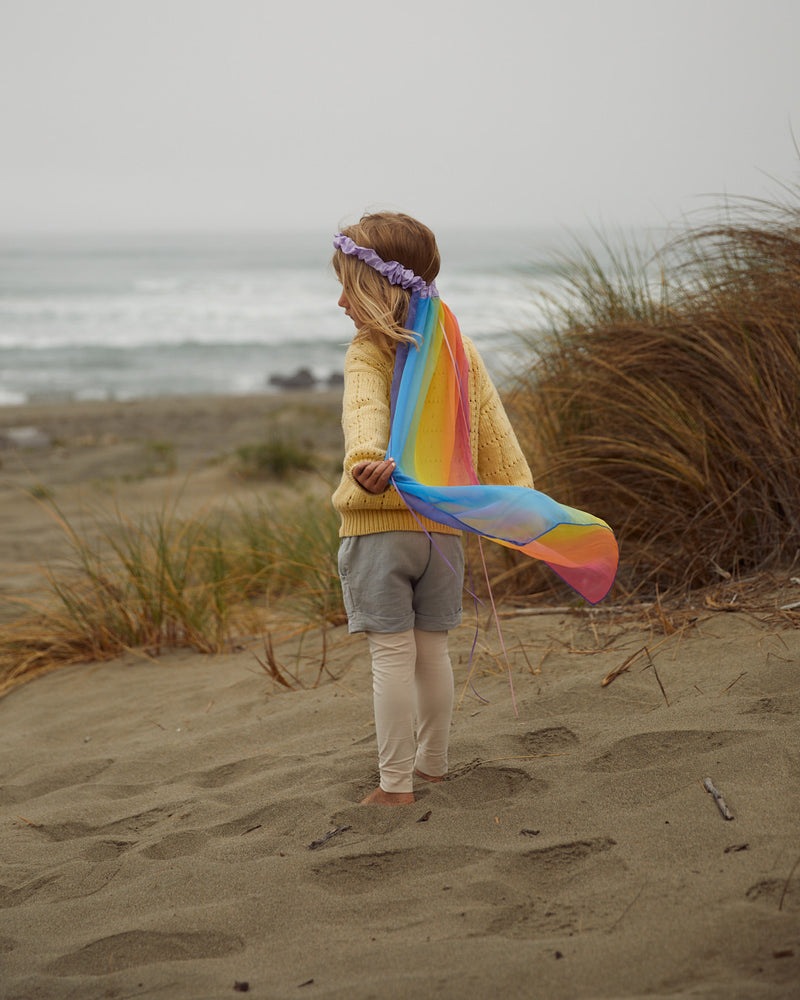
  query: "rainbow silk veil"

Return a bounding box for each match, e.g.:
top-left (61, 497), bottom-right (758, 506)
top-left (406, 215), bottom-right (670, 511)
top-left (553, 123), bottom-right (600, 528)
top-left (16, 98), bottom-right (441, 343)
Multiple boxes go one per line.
top-left (387, 292), bottom-right (618, 605)
top-left (333, 231), bottom-right (618, 604)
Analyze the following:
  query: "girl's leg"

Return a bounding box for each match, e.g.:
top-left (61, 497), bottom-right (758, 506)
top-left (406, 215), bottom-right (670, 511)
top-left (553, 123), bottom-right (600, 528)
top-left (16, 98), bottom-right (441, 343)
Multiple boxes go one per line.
top-left (363, 628), bottom-right (417, 803)
top-left (413, 628), bottom-right (453, 781)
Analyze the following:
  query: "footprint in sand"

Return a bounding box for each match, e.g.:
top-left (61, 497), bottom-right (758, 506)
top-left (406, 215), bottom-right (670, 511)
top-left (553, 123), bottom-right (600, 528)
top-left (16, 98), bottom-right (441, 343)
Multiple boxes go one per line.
top-left (0, 875), bottom-right (61, 909)
top-left (587, 730), bottom-right (744, 772)
top-left (521, 726), bottom-right (579, 754)
top-left (439, 765), bottom-right (547, 805)
top-left (82, 839), bottom-right (137, 862)
top-left (502, 837), bottom-right (618, 882)
top-left (485, 899), bottom-right (580, 937)
top-left (464, 879), bottom-right (585, 938)
top-left (311, 845), bottom-right (491, 894)
top-left (186, 753), bottom-right (272, 789)
top-left (46, 930), bottom-right (244, 976)
top-left (140, 831), bottom-right (207, 860)
top-left (207, 803), bottom-right (295, 838)
top-left (0, 758), bottom-right (115, 806)
top-left (2, 862), bottom-right (127, 908)
top-left (94, 782), bottom-right (157, 800)
top-left (742, 696), bottom-right (797, 716)
top-left (329, 804), bottom-right (408, 837)
top-left (34, 805), bottom-right (180, 842)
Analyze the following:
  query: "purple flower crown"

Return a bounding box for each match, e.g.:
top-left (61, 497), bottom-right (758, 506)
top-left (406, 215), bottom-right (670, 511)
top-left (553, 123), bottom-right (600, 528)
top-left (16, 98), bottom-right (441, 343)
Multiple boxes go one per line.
top-left (333, 233), bottom-right (438, 299)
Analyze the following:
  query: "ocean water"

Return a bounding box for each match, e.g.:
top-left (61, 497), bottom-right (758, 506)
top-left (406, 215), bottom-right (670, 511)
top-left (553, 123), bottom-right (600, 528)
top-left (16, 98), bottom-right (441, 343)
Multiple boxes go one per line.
top-left (0, 228), bottom-right (581, 407)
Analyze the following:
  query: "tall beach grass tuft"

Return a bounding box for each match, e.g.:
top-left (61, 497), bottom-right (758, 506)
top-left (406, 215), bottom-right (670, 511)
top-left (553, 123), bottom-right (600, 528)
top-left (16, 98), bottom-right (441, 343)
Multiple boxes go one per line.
top-left (509, 190), bottom-right (800, 598)
top-left (235, 496), bottom-right (344, 623)
top-left (0, 492), bottom-right (344, 695)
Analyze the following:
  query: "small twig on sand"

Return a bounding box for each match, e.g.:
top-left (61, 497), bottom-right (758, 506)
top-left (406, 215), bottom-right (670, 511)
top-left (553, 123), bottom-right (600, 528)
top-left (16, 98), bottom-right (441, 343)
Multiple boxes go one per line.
top-left (717, 671), bottom-right (747, 697)
top-left (644, 647), bottom-right (670, 706)
top-left (16, 815), bottom-right (42, 827)
top-left (607, 883), bottom-right (647, 932)
top-left (601, 646), bottom-right (646, 687)
top-left (602, 616), bottom-right (710, 689)
top-left (308, 825), bottom-right (352, 850)
top-left (779, 854), bottom-right (800, 911)
top-left (513, 635), bottom-right (540, 676)
top-left (703, 777), bottom-right (734, 820)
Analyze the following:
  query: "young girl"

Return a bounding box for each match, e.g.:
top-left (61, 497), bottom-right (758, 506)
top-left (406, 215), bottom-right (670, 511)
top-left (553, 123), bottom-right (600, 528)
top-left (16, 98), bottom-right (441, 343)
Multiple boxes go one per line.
top-left (332, 211), bottom-right (535, 806)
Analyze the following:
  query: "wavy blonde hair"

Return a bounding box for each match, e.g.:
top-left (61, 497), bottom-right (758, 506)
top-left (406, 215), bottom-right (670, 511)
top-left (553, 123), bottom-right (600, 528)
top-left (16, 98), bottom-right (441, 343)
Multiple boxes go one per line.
top-left (333, 212), bottom-right (441, 351)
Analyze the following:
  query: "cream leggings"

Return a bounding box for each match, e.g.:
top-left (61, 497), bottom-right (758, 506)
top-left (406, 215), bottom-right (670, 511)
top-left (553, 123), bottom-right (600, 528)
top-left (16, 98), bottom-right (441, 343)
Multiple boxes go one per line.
top-left (366, 627), bottom-right (454, 794)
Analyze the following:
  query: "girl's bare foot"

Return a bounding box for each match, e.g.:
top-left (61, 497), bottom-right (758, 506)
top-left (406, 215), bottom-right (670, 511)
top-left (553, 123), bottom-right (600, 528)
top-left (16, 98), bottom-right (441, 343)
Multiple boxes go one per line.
top-left (360, 787), bottom-right (415, 805)
top-left (414, 769), bottom-right (444, 783)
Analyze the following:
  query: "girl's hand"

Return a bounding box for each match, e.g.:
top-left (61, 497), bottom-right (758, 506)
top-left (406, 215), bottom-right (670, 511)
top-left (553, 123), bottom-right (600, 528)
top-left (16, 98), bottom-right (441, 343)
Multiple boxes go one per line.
top-left (352, 459), bottom-right (396, 494)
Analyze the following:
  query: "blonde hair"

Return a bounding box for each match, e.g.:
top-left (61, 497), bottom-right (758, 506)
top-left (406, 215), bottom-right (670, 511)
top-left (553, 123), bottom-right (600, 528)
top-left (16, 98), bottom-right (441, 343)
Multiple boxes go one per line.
top-left (333, 212), bottom-right (441, 351)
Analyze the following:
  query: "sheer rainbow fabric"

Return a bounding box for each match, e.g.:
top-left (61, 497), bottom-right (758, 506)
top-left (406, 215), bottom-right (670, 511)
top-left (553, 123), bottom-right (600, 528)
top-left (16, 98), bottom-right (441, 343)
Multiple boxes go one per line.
top-left (387, 292), bottom-right (618, 604)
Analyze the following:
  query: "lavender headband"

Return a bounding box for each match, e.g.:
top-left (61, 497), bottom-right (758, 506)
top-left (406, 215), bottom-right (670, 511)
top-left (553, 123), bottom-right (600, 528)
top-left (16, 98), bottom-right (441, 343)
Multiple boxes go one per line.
top-left (333, 233), bottom-right (438, 299)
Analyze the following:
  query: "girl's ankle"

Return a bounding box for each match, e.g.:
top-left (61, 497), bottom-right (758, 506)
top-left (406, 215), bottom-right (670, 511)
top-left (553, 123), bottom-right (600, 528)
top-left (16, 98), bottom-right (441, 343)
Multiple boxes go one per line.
top-left (414, 768), bottom-right (444, 783)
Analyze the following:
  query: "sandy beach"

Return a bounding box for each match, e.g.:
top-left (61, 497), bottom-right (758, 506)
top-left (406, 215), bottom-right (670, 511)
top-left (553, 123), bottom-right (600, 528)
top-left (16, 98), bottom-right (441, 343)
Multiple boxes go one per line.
top-left (1, 393), bottom-right (799, 999)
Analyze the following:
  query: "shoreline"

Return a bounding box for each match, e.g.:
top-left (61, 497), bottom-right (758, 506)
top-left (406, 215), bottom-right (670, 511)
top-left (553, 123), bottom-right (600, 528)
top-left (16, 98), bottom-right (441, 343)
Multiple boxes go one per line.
top-left (0, 382), bottom-right (344, 416)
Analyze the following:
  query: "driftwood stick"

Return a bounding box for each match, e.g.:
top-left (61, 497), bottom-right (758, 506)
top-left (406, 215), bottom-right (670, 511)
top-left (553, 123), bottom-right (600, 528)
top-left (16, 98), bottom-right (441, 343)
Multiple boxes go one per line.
top-left (498, 602), bottom-right (654, 618)
top-left (308, 825), bottom-right (352, 850)
top-left (703, 777), bottom-right (734, 820)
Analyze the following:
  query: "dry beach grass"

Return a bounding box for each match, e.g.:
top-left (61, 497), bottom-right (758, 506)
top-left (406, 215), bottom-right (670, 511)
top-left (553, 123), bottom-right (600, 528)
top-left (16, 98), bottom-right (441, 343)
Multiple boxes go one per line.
top-left (509, 192), bottom-right (800, 601)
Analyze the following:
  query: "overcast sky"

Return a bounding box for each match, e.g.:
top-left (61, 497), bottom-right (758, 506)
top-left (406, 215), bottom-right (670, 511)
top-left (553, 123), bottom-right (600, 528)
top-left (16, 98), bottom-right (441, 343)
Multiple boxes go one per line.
top-left (2, 0), bottom-right (799, 235)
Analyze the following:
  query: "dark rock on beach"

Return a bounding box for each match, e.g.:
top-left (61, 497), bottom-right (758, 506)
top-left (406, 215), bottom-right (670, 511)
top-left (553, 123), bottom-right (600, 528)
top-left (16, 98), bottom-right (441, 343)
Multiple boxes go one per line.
top-left (268, 368), bottom-right (344, 391)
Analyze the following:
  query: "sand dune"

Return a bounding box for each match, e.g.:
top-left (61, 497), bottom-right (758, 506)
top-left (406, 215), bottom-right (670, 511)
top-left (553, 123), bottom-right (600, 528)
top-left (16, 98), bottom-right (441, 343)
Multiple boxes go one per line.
top-left (1, 393), bottom-right (798, 998)
top-left (2, 598), bottom-right (799, 998)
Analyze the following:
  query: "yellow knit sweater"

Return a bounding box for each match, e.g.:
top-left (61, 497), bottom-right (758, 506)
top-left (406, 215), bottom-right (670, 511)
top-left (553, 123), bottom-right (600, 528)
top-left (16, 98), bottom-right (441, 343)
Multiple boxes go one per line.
top-left (332, 335), bottom-right (534, 537)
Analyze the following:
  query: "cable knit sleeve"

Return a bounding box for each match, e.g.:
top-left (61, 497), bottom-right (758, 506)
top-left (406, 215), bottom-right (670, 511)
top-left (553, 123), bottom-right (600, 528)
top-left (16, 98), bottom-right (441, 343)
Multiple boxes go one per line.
top-left (332, 338), bottom-right (453, 537)
top-left (466, 338), bottom-right (534, 488)
top-left (339, 340), bottom-right (393, 475)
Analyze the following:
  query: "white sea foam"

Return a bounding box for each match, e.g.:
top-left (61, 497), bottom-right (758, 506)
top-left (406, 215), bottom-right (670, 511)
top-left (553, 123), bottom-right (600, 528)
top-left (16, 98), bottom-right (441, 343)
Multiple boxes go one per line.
top-left (0, 228), bottom-right (601, 405)
top-left (0, 387), bottom-right (26, 405)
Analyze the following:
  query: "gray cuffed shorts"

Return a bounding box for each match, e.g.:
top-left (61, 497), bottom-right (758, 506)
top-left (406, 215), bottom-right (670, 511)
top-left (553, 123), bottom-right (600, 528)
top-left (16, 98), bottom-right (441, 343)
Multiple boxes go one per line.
top-left (338, 531), bottom-right (464, 634)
